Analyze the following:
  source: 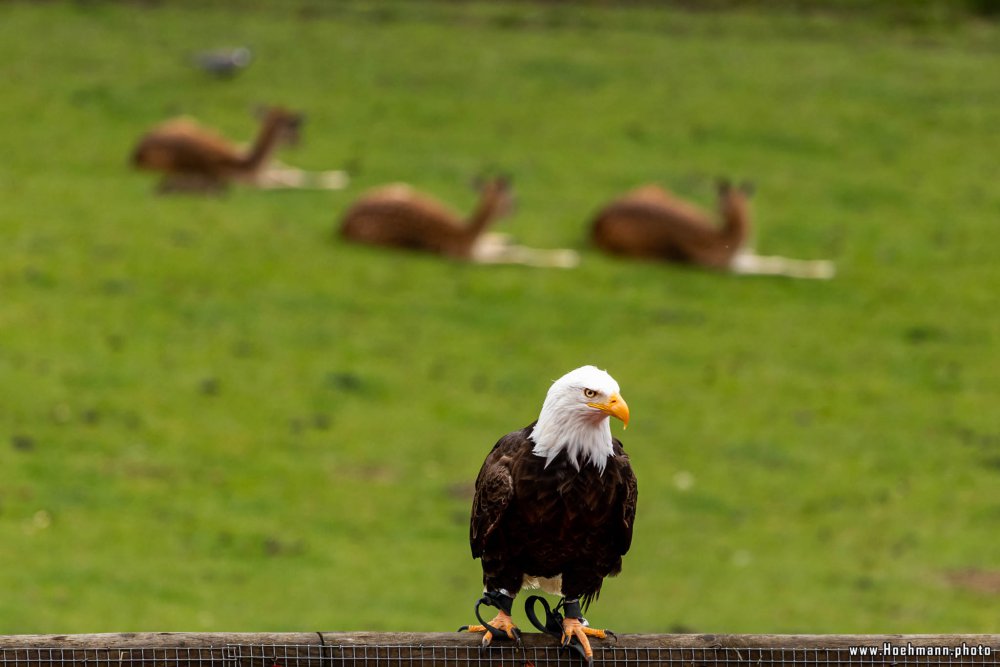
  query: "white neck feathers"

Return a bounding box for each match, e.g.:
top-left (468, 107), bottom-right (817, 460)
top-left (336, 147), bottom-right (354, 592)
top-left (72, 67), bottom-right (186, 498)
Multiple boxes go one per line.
top-left (529, 366), bottom-right (619, 473)
top-left (531, 413), bottom-right (614, 473)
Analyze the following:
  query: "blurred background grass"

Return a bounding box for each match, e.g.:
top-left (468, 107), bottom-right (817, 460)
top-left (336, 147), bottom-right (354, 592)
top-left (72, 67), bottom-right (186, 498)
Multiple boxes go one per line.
top-left (0, 0), bottom-right (998, 634)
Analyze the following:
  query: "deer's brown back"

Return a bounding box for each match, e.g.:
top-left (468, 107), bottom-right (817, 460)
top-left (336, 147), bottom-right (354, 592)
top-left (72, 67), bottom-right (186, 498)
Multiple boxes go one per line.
top-left (340, 185), bottom-right (475, 258)
top-left (591, 189), bottom-right (739, 267)
top-left (131, 120), bottom-right (242, 175)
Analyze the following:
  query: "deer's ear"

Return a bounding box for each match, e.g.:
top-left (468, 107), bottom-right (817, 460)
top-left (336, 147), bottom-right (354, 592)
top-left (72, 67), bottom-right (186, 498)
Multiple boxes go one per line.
top-left (740, 180), bottom-right (756, 196)
top-left (498, 172), bottom-right (513, 188)
top-left (716, 177), bottom-right (732, 194)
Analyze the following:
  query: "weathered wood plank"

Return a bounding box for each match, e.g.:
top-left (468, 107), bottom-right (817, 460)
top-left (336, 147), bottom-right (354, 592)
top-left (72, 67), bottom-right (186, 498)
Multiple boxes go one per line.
top-left (1, 632), bottom-right (997, 667)
top-left (0, 633), bottom-right (322, 649)
top-left (2, 632), bottom-right (998, 648)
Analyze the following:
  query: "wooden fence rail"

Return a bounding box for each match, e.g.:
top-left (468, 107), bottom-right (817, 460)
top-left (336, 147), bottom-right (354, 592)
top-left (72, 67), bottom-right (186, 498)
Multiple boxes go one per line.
top-left (1, 632), bottom-right (998, 666)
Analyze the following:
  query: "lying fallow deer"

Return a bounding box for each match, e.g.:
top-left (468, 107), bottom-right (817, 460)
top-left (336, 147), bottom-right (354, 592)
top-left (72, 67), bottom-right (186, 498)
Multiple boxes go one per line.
top-left (130, 106), bottom-right (348, 194)
top-left (591, 180), bottom-right (835, 279)
top-left (339, 176), bottom-right (579, 268)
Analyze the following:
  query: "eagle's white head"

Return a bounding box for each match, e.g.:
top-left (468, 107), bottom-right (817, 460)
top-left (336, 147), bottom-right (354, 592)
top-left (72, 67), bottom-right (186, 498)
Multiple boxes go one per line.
top-left (529, 365), bottom-right (630, 474)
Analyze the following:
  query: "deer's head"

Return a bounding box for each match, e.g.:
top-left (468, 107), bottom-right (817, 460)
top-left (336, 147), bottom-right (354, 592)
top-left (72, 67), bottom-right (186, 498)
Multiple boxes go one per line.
top-left (475, 174), bottom-right (516, 218)
top-left (256, 106), bottom-right (305, 146)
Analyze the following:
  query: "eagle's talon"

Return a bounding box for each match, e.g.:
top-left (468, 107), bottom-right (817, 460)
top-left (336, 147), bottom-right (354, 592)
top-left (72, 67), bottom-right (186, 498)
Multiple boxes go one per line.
top-left (465, 611), bottom-right (519, 649)
top-left (563, 617), bottom-right (599, 661)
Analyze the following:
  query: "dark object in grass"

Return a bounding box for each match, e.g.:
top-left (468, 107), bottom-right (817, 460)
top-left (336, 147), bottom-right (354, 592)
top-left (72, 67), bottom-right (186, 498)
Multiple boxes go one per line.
top-left (11, 434), bottom-right (36, 451)
top-left (192, 47), bottom-right (252, 78)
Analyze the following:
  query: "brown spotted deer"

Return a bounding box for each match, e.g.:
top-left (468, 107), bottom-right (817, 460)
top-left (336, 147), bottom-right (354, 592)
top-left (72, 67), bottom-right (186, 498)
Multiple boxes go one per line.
top-left (339, 176), bottom-right (578, 268)
top-left (130, 106), bottom-right (348, 193)
top-left (591, 180), bottom-right (834, 279)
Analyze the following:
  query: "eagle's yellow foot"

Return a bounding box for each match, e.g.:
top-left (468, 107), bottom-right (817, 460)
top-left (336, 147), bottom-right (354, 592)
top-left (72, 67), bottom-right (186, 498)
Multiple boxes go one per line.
top-left (561, 617), bottom-right (607, 662)
top-left (462, 610), bottom-right (521, 647)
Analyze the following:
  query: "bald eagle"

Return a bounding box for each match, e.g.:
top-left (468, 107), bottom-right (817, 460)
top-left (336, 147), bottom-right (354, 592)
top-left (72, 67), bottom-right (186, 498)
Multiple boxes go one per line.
top-left (464, 365), bottom-right (637, 662)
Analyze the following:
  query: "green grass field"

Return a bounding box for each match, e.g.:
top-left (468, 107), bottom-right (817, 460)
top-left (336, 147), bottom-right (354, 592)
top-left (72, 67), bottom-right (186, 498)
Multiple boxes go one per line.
top-left (1, 0), bottom-right (998, 635)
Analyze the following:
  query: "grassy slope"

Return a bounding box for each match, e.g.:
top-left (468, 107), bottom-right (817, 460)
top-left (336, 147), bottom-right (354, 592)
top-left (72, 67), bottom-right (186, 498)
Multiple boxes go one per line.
top-left (0, 1), bottom-right (998, 634)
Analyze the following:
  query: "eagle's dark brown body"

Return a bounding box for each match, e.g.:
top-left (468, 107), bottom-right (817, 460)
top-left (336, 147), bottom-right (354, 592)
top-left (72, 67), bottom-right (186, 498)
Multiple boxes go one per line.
top-left (471, 422), bottom-right (638, 610)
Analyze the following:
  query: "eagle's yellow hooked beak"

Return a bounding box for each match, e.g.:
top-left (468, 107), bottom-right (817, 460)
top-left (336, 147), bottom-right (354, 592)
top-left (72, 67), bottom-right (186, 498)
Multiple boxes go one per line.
top-left (588, 392), bottom-right (630, 429)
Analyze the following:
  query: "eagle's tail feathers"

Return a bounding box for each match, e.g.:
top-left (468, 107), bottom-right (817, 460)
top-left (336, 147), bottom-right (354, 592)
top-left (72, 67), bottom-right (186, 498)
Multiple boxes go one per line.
top-left (580, 590), bottom-right (599, 612)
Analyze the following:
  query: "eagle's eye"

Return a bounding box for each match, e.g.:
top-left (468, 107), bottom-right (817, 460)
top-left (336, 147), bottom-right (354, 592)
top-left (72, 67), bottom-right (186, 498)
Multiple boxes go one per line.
top-left (583, 388), bottom-right (598, 399)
